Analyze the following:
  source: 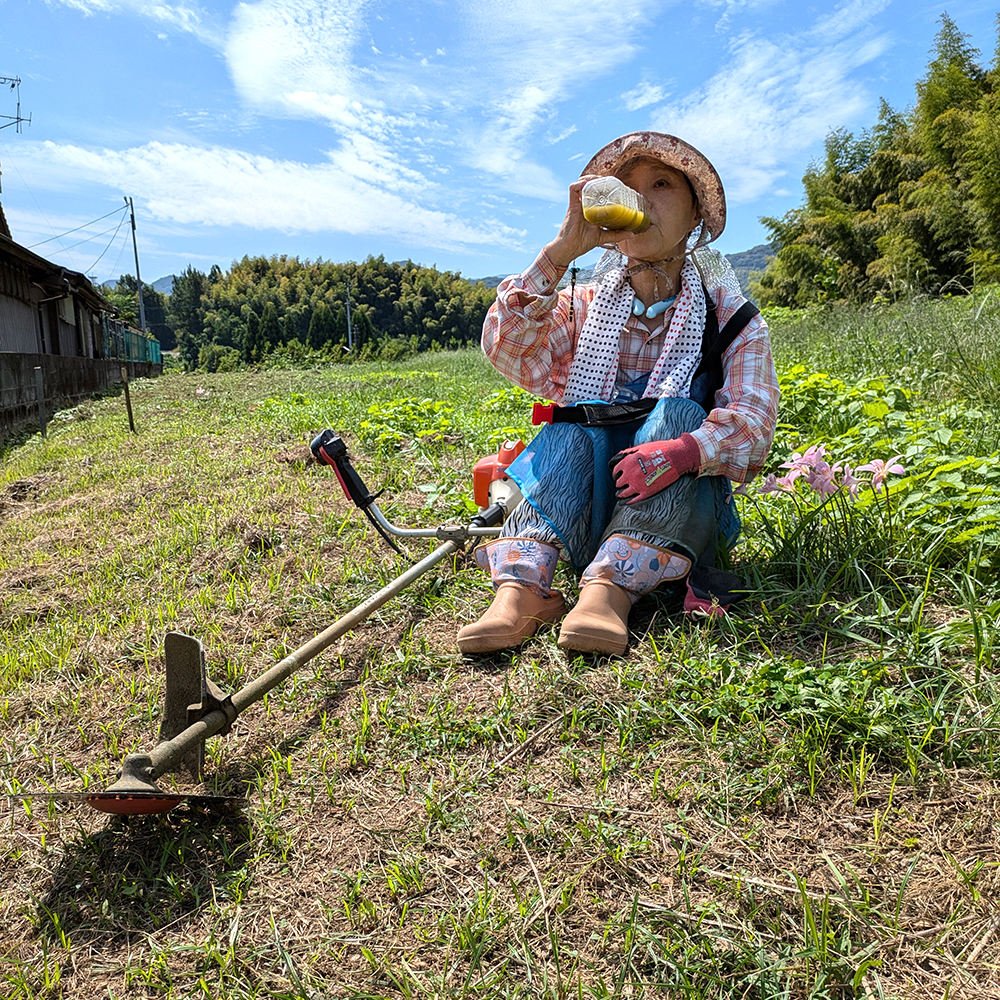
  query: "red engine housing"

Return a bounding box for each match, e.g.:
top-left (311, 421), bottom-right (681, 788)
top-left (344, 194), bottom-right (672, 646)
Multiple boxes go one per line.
top-left (473, 439), bottom-right (525, 509)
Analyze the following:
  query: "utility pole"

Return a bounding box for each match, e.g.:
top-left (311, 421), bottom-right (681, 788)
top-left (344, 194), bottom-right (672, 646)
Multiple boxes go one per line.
top-left (125, 196), bottom-right (146, 332)
top-left (345, 274), bottom-right (353, 352)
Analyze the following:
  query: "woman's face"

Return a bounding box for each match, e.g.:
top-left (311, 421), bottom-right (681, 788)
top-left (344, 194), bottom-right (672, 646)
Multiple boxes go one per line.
top-left (613, 158), bottom-right (701, 262)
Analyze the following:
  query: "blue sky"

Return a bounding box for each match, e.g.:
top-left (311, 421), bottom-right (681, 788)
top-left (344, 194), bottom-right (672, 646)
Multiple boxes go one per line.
top-left (0, 0), bottom-right (997, 286)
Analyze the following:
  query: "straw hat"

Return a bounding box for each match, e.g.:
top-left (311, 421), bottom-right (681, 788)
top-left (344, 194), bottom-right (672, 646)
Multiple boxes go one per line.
top-left (582, 132), bottom-right (726, 242)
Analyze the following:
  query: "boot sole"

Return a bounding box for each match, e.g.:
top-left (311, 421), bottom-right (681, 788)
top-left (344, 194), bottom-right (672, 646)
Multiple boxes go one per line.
top-left (557, 629), bottom-right (628, 656)
top-left (458, 623), bottom-right (560, 654)
top-left (457, 603), bottom-right (567, 654)
top-left (458, 633), bottom-right (529, 654)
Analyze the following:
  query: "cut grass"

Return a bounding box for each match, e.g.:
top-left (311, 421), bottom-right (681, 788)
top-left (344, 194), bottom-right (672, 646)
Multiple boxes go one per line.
top-left (1, 335), bottom-right (999, 998)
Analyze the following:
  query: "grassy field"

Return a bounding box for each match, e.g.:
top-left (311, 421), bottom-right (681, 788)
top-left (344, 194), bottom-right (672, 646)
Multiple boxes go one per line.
top-left (2, 291), bottom-right (1000, 999)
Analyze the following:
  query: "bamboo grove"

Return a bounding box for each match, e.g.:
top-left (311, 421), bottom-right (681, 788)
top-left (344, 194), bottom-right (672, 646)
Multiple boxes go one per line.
top-left (751, 13), bottom-right (1000, 307)
top-left (133, 255), bottom-right (498, 370)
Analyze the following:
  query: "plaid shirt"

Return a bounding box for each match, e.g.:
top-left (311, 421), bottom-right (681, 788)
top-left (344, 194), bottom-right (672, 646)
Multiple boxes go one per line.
top-left (483, 250), bottom-right (780, 482)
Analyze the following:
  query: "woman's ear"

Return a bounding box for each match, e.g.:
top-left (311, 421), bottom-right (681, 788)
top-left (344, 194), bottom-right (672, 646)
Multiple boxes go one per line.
top-left (689, 193), bottom-right (702, 233)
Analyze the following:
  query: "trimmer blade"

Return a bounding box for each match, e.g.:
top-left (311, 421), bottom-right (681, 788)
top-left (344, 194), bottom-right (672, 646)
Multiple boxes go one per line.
top-left (86, 792), bottom-right (184, 814)
top-left (4, 791), bottom-right (244, 816)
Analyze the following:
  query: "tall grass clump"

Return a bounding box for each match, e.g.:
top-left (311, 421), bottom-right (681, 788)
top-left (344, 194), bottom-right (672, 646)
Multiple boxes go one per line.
top-left (739, 360), bottom-right (1000, 606)
top-left (765, 284), bottom-right (1000, 429)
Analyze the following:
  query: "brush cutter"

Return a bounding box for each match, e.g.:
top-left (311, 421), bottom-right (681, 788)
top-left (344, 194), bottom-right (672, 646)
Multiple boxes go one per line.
top-left (7, 433), bottom-right (523, 816)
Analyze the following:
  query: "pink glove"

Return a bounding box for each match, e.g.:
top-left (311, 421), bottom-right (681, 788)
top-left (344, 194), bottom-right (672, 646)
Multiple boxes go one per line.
top-left (611, 434), bottom-right (701, 504)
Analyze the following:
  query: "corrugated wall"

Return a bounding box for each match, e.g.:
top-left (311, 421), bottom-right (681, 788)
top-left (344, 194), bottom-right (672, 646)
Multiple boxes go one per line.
top-left (0, 295), bottom-right (38, 353)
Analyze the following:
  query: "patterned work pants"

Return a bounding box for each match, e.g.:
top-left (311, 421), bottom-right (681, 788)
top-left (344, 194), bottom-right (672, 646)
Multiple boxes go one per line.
top-left (475, 397), bottom-right (740, 602)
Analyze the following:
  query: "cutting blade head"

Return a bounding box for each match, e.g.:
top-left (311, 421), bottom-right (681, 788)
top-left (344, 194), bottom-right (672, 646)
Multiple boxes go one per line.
top-left (5, 791), bottom-right (244, 816)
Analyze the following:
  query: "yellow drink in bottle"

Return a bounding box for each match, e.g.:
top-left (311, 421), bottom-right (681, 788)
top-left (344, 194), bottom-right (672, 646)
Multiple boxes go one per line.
top-left (581, 177), bottom-right (650, 232)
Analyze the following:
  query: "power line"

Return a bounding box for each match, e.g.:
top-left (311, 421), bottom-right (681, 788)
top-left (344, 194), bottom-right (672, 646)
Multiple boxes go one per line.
top-left (101, 226), bottom-right (131, 287)
top-left (0, 135), bottom-right (72, 267)
top-left (86, 209), bottom-right (129, 274)
top-left (45, 221), bottom-right (126, 256)
top-left (27, 205), bottom-right (128, 249)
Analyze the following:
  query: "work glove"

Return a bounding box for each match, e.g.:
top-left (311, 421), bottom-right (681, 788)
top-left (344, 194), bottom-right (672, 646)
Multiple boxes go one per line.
top-left (611, 434), bottom-right (701, 504)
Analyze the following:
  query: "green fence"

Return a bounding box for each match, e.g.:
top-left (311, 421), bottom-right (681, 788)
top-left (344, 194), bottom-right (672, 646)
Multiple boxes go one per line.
top-left (101, 316), bottom-right (161, 363)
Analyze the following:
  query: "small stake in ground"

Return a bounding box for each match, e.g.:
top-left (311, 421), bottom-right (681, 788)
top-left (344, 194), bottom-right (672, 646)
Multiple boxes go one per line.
top-left (34, 366), bottom-right (46, 437)
top-left (120, 366), bottom-right (136, 433)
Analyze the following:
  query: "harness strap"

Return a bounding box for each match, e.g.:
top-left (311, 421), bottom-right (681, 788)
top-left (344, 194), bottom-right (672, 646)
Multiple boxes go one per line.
top-left (532, 296), bottom-right (761, 428)
top-left (690, 299), bottom-right (760, 401)
top-left (532, 398), bottom-right (656, 427)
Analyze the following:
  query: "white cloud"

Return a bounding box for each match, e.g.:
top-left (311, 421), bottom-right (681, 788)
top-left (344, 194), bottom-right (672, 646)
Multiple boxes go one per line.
top-left (222, 0), bottom-right (443, 213)
top-left (705, 0), bottom-right (784, 31)
top-left (651, 26), bottom-right (891, 203)
top-left (15, 140), bottom-right (524, 251)
top-left (621, 81), bottom-right (670, 112)
top-left (224, 0), bottom-right (372, 116)
top-left (811, 0), bottom-right (893, 40)
top-left (47, 0), bottom-right (224, 46)
top-left (548, 125), bottom-right (578, 144)
top-left (215, 0), bottom-right (657, 205)
top-left (459, 0), bottom-right (657, 199)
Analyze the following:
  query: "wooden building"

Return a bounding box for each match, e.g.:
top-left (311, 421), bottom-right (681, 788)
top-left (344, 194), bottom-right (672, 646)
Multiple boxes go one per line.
top-left (0, 199), bottom-right (118, 358)
top-left (0, 198), bottom-right (161, 437)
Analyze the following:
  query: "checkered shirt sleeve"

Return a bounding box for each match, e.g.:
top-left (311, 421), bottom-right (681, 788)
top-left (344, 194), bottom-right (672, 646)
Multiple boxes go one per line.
top-left (481, 251), bottom-right (597, 402)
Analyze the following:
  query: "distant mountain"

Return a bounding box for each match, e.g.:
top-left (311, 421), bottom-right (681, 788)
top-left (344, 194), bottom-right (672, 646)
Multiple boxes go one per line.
top-left (151, 274), bottom-right (177, 295)
top-left (469, 275), bottom-right (507, 290)
top-left (725, 245), bottom-right (775, 291)
top-left (471, 246), bottom-right (775, 295)
top-left (470, 268), bottom-right (596, 291)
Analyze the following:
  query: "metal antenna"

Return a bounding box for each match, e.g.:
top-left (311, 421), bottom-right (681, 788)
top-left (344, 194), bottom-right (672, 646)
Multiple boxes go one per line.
top-left (0, 76), bottom-right (31, 133)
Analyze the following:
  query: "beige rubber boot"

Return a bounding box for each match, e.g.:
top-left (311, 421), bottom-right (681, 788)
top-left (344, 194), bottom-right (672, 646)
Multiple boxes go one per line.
top-left (557, 579), bottom-right (633, 655)
top-left (457, 582), bottom-right (567, 654)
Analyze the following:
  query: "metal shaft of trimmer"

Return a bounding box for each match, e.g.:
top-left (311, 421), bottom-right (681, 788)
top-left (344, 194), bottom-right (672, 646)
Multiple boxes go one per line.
top-left (108, 432), bottom-right (505, 795)
top-left (111, 532), bottom-right (482, 791)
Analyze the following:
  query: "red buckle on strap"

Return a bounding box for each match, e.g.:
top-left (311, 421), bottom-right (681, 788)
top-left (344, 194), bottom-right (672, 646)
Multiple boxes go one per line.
top-left (532, 402), bottom-right (555, 425)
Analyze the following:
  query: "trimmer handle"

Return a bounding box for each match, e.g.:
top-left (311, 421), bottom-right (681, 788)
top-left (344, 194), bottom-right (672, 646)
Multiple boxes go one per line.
top-left (310, 431), bottom-right (376, 510)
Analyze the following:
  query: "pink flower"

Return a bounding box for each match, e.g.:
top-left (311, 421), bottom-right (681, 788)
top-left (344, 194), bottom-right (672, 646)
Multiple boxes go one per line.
top-left (806, 461), bottom-right (840, 496)
top-left (857, 455), bottom-right (905, 493)
top-left (760, 473), bottom-right (798, 494)
top-left (841, 464), bottom-right (861, 501)
top-left (801, 444), bottom-right (827, 467)
top-left (782, 444), bottom-right (827, 474)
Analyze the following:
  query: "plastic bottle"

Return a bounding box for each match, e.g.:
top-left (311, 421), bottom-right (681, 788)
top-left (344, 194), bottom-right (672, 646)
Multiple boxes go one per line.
top-left (581, 176), bottom-right (650, 233)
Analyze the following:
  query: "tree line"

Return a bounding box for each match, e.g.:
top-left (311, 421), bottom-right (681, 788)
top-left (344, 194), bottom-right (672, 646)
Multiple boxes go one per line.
top-left (105, 256), bottom-right (497, 370)
top-left (752, 13), bottom-right (1000, 307)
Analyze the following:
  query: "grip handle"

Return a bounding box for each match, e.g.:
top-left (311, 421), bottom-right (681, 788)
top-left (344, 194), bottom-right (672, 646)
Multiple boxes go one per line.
top-left (310, 431), bottom-right (376, 510)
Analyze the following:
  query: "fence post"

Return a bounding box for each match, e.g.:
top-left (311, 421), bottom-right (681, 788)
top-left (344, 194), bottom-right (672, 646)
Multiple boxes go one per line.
top-left (34, 366), bottom-right (46, 437)
top-left (120, 366), bottom-right (136, 433)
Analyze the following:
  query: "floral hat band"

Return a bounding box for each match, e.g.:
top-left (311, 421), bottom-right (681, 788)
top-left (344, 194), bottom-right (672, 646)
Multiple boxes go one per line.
top-left (582, 132), bottom-right (726, 243)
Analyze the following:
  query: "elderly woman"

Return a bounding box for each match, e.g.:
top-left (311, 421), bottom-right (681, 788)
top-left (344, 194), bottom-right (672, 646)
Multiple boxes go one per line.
top-left (458, 132), bottom-right (779, 656)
